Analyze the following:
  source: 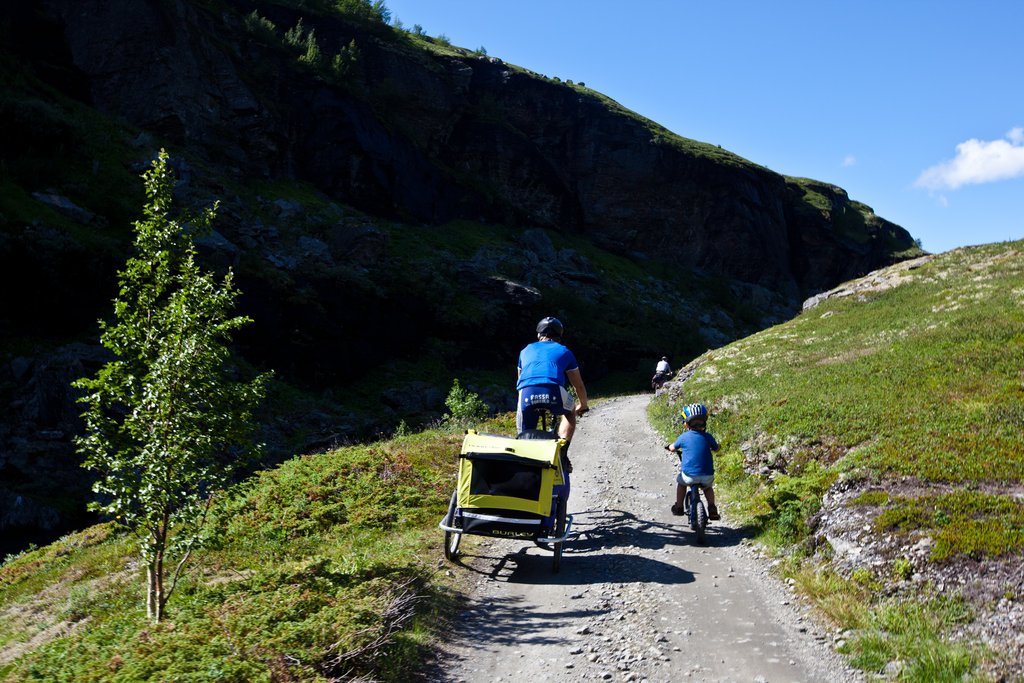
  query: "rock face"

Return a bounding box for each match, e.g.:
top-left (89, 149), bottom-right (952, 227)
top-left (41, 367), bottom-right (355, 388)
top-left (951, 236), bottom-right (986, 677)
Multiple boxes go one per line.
top-left (0, 345), bottom-right (106, 558)
top-left (23, 0), bottom-right (916, 299)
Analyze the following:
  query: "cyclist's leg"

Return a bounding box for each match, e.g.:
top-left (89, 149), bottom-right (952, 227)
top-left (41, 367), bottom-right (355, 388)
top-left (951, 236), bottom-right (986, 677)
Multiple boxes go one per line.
top-left (700, 478), bottom-right (719, 519)
top-left (559, 411), bottom-right (576, 442)
top-left (702, 485), bottom-right (716, 507)
top-left (680, 473), bottom-right (716, 515)
top-left (672, 472), bottom-right (686, 515)
top-left (516, 389), bottom-right (536, 434)
top-left (519, 386), bottom-right (555, 433)
top-left (556, 386), bottom-right (575, 443)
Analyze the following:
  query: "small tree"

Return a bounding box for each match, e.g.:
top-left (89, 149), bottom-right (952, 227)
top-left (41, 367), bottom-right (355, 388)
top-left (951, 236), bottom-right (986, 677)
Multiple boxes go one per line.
top-left (331, 39), bottom-right (362, 80)
top-left (442, 379), bottom-right (489, 428)
top-left (73, 150), bottom-right (270, 621)
top-left (299, 29), bottom-right (322, 67)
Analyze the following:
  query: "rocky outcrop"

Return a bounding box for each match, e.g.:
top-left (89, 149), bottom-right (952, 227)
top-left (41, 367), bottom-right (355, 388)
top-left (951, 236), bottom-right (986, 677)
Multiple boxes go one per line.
top-left (19, 0), bottom-right (918, 300)
top-left (0, 344), bottom-right (105, 557)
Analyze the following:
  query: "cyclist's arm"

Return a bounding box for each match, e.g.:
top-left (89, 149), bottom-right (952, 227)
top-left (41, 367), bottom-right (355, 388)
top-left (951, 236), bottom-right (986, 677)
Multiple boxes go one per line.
top-left (566, 367), bottom-right (589, 413)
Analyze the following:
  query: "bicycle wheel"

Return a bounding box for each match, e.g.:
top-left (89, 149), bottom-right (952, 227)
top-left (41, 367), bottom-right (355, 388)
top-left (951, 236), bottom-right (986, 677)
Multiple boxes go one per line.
top-left (695, 499), bottom-right (708, 544)
top-left (552, 496), bottom-right (567, 573)
top-left (443, 491), bottom-right (462, 560)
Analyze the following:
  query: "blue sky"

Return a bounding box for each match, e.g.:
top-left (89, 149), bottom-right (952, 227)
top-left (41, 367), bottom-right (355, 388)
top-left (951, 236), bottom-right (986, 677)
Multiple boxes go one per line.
top-left (382, 0), bottom-right (1023, 254)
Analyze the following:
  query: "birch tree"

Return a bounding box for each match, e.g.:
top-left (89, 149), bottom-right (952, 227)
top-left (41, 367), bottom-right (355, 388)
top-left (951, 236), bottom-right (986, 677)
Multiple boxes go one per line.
top-left (74, 150), bottom-right (270, 621)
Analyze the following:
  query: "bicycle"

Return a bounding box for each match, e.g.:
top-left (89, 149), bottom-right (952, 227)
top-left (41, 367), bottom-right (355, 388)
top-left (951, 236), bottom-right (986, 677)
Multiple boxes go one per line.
top-left (521, 407), bottom-right (571, 571)
top-left (682, 478), bottom-right (709, 543)
top-left (665, 446), bottom-right (709, 543)
top-left (651, 370), bottom-right (672, 391)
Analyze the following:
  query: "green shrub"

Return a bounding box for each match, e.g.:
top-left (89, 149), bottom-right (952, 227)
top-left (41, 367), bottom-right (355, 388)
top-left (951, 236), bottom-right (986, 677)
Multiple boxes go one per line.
top-left (335, 0), bottom-right (391, 24)
top-left (851, 567), bottom-right (880, 590)
top-left (442, 379), bottom-right (489, 428)
top-left (299, 30), bottom-right (322, 66)
top-left (893, 558), bottom-right (914, 581)
top-left (284, 19), bottom-right (307, 49)
top-left (243, 11), bottom-right (277, 42)
top-left (331, 39), bottom-right (362, 80)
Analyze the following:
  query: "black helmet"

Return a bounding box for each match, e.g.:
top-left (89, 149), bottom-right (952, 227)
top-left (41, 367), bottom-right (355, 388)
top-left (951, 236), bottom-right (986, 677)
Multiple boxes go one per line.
top-left (536, 316), bottom-right (564, 338)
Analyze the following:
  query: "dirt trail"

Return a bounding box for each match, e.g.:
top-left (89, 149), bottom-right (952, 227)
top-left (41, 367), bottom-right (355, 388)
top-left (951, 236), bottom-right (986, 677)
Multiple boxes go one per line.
top-left (431, 394), bottom-right (864, 683)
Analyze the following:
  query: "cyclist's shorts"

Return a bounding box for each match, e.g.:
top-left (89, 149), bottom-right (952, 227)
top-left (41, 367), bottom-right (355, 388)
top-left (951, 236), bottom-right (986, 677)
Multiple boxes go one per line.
top-left (516, 384), bottom-right (572, 433)
top-left (677, 472), bottom-right (715, 486)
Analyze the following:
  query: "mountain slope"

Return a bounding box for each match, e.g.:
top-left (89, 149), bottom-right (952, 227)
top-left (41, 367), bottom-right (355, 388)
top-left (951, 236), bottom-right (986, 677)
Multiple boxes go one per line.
top-left (0, 0), bottom-right (922, 554)
top-left (3, 243), bottom-right (1019, 681)
top-left (652, 240), bottom-right (1024, 678)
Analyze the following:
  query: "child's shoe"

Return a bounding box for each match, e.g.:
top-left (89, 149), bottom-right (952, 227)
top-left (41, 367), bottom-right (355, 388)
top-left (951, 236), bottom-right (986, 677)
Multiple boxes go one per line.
top-left (708, 504), bottom-right (720, 521)
top-left (670, 504), bottom-right (684, 516)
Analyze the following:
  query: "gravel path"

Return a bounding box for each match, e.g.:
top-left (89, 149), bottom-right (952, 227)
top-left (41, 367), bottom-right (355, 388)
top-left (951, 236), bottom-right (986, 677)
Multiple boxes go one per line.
top-left (431, 394), bottom-right (865, 683)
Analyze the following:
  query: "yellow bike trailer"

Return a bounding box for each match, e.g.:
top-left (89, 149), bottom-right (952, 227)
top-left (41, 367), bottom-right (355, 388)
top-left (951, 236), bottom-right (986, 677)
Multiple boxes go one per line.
top-left (439, 429), bottom-right (572, 572)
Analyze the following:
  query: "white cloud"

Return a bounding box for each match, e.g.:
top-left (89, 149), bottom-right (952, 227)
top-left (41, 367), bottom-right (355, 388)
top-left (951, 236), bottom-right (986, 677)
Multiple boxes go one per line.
top-left (842, 155), bottom-right (857, 167)
top-left (915, 127), bottom-right (1024, 190)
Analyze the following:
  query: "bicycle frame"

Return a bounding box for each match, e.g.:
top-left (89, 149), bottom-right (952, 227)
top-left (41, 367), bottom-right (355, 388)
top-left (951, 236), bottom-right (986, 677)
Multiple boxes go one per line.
top-left (668, 443), bottom-right (708, 543)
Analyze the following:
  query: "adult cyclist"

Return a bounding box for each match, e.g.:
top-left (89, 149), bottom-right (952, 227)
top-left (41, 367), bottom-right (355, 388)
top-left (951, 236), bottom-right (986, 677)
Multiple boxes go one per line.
top-left (516, 317), bottom-right (590, 451)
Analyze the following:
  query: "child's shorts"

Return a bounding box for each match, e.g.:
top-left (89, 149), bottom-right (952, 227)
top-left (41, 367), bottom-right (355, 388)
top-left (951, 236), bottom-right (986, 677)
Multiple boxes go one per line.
top-left (677, 472), bottom-right (715, 486)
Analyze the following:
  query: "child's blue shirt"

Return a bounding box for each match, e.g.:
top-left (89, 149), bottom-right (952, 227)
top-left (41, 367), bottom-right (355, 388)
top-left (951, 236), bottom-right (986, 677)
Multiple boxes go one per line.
top-left (672, 429), bottom-right (719, 476)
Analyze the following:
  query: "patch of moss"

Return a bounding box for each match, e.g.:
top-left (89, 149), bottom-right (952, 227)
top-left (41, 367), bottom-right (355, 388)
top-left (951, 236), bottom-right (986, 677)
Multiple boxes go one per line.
top-left (875, 492), bottom-right (1024, 561)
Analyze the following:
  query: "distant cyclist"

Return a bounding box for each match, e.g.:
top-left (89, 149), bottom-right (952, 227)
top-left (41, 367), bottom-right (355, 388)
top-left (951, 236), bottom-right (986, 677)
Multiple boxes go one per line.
top-left (666, 403), bottom-right (720, 520)
top-left (516, 317), bottom-right (590, 447)
top-left (652, 356), bottom-right (673, 390)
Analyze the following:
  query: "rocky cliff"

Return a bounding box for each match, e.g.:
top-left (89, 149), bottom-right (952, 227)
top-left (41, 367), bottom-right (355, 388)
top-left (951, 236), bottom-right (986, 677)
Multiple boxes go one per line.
top-left (14, 0), bottom-right (917, 292)
top-left (0, 0), bottom-right (922, 555)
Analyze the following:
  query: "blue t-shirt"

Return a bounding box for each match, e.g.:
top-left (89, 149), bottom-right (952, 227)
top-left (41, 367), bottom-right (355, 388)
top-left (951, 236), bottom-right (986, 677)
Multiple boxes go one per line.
top-left (672, 429), bottom-right (719, 477)
top-left (516, 341), bottom-right (578, 390)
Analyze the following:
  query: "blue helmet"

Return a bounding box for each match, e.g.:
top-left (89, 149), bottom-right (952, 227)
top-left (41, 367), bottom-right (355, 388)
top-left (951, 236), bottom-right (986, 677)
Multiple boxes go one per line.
top-left (681, 403), bottom-right (708, 424)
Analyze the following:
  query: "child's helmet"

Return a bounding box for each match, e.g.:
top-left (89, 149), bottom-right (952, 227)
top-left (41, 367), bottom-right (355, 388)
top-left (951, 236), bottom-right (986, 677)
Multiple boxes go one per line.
top-left (681, 403), bottom-right (708, 424)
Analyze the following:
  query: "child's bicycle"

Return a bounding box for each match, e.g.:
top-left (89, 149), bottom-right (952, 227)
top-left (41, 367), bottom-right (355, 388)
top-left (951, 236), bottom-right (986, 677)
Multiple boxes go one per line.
top-left (681, 478), bottom-right (709, 543)
top-left (666, 446), bottom-right (709, 543)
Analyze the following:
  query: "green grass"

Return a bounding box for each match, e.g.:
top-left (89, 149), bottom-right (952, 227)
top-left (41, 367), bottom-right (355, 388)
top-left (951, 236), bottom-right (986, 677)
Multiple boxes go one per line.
top-left (795, 565), bottom-right (983, 680)
top-left (873, 492), bottom-right (1024, 561)
top-left (0, 415), bottom-right (520, 681)
top-left (649, 240), bottom-right (1024, 679)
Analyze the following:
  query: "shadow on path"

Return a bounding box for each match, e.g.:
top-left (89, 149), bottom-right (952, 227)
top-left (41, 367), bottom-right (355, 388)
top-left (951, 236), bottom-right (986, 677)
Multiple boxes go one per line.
top-left (443, 507), bottom-right (759, 587)
top-left (417, 591), bottom-right (609, 682)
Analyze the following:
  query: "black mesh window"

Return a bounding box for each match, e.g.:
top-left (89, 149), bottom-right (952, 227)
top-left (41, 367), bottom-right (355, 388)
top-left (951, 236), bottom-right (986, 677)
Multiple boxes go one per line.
top-left (469, 459), bottom-right (543, 500)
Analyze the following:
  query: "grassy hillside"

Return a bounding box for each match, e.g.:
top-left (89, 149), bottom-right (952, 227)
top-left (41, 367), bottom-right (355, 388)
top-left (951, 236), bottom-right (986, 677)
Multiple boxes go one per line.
top-left (4, 242), bottom-right (1019, 680)
top-left (0, 412), bottom-right (520, 681)
top-left (651, 240), bottom-right (1024, 680)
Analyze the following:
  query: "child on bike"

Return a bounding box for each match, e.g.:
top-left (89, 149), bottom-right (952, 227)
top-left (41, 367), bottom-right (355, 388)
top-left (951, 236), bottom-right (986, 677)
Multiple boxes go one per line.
top-left (666, 403), bottom-right (720, 520)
